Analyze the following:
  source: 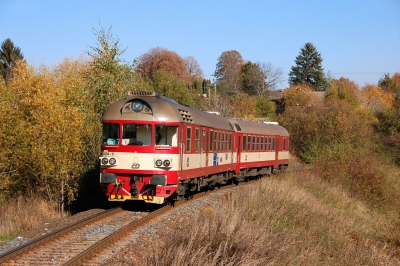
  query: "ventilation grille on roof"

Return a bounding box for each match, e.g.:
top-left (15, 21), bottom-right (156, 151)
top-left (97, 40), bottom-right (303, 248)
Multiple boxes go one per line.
top-left (127, 91), bottom-right (159, 96)
top-left (179, 109), bottom-right (194, 123)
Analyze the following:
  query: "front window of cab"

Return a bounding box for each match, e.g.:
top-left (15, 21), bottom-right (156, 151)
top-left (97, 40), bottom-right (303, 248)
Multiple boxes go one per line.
top-left (103, 123), bottom-right (120, 145)
top-left (122, 124), bottom-right (152, 146)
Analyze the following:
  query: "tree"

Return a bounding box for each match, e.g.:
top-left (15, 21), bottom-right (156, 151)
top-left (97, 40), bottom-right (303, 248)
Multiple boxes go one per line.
top-left (0, 38), bottom-right (24, 82)
top-left (184, 55), bottom-right (204, 80)
top-left (359, 84), bottom-right (393, 115)
top-left (288, 43), bottom-right (326, 91)
top-left (214, 50), bottom-right (244, 95)
top-left (135, 47), bottom-right (192, 84)
top-left (325, 77), bottom-right (360, 106)
top-left (240, 61), bottom-right (266, 97)
top-left (3, 61), bottom-right (86, 214)
top-left (378, 73), bottom-right (400, 93)
top-left (239, 61), bottom-right (283, 98)
top-left (151, 70), bottom-right (195, 107)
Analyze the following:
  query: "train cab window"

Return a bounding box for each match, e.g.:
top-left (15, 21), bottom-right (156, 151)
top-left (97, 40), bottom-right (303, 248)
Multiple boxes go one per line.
top-left (186, 127), bottom-right (192, 152)
top-left (155, 125), bottom-right (178, 146)
top-left (243, 135), bottom-right (247, 151)
top-left (209, 130), bottom-right (213, 152)
top-left (103, 122), bottom-right (120, 145)
top-left (247, 136), bottom-right (251, 151)
top-left (195, 128), bottom-right (200, 152)
top-left (121, 124), bottom-right (152, 146)
top-left (283, 138), bottom-right (286, 151)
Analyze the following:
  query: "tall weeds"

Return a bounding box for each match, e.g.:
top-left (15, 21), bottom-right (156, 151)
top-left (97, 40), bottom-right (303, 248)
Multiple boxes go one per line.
top-left (138, 172), bottom-right (400, 265)
top-left (0, 195), bottom-right (64, 241)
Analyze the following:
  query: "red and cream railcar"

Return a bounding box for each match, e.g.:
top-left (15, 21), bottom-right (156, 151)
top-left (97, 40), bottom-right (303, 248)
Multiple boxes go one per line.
top-left (99, 91), bottom-right (289, 204)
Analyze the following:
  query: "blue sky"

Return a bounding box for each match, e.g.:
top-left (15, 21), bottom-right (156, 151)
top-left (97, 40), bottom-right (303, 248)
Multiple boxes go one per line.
top-left (2, 0), bottom-right (399, 89)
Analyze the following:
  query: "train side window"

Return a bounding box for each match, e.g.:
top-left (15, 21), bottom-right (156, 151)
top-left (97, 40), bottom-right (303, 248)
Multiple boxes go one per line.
top-left (252, 136), bottom-right (256, 151)
top-left (257, 136), bottom-right (260, 151)
top-left (224, 133), bottom-right (228, 151)
top-left (209, 130), bottom-right (213, 152)
top-left (214, 131), bottom-right (218, 151)
top-left (247, 135), bottom-right (251, 151)
top-left (243, 135), bottom-right (246, 151)
top-left (261, 137), bottom-right (264, 151)
top-left (218, 132), bottom-right (221, 151)
top-left (186, 127), bottom-right (192, 152)
top-left (195, 128), bottom-right (200, 152)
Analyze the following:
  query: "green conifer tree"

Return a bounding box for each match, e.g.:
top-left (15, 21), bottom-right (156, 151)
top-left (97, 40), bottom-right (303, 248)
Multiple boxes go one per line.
top-left (0, 38), bottom-right (24, 82)
top-left (288, 43), bottom-right (326, 91)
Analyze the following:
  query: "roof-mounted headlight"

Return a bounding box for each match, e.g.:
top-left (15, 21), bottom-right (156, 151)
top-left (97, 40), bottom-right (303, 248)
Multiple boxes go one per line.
top-left (132, 100), bottom-right (144, 112)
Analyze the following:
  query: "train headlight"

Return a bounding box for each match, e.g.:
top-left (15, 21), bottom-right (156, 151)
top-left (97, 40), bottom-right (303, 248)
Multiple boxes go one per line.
top-left (101, 158), bottom-right (109, 165)
top-left (131, 100), bottom-right (143, 112)
top-left (155, 159), bottom-right (163, 167)
top-left (163, 159), bottom-right (171, 167)
top-left (109, 158), bottom-right (116, 165)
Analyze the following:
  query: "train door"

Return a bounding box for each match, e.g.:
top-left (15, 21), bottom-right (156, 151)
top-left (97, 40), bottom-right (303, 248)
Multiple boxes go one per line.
top-left (179, 126), bottom-right (184, 171)
top-left (235, 135), bottom-right (241, 173)
top-left (275, 136), bottom-right (279, 165)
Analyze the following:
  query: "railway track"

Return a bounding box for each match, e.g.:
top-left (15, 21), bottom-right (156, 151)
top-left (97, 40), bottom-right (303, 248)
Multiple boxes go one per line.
top-left (0, 207), bottom-right (145, 265)
top-left (0, 181), bottom-right (241, 266)
top-left (0, 168), bottom-right (303, 265)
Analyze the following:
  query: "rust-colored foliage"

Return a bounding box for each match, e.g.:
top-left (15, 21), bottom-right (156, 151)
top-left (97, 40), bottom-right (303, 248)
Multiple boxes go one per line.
top-left (359, 84), bottom-right (393, 115)
top-left (136, 47), bottom-right (192, 84)
top-left (281, 84), bottom-right (320, 108)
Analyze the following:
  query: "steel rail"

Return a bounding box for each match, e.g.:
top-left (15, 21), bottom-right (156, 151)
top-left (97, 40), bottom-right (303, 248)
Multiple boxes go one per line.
top-left (0, 207), bottom-right (123, 264)
top-left (63, 184), bottom-right (239, 266)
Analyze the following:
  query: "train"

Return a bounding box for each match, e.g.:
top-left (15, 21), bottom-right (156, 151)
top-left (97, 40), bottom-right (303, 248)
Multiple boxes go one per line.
top-left (99, 91), bottom-right (289, 204)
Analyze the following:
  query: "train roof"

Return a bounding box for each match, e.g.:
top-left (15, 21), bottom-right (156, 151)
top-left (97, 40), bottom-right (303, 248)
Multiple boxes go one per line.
top-left (102, 91), bottom-right (289, 137)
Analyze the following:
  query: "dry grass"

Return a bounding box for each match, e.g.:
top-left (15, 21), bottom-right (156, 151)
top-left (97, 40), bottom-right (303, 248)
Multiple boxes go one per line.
top-left (0, 195), bottom-right (66, 242)
top-left (137, 171), bottom-right (400, 265)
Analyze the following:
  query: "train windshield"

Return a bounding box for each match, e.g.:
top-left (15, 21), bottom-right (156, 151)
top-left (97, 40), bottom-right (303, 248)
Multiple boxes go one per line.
top-left (155, 125), bottom-right (178, 146)
top-left (122, 124), bottom-right (152, 146)
top-left (103, 122), bottom-right (120, 145)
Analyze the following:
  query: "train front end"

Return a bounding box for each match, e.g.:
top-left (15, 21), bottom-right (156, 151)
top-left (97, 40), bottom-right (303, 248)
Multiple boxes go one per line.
top-left (99, 91), bottom-right (180, 204)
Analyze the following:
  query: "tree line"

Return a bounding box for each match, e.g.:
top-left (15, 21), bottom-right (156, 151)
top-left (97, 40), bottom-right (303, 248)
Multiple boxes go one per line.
top-left (1, 25), bottom-right (399, 211)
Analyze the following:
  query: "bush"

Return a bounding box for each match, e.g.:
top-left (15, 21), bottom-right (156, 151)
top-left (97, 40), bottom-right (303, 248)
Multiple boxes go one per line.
top-left (313, 144), bottom-right (387, 204)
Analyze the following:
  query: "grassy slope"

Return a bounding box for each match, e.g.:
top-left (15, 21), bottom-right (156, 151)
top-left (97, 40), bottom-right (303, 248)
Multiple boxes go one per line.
top-left (141, 171), bottom-right (400, 265)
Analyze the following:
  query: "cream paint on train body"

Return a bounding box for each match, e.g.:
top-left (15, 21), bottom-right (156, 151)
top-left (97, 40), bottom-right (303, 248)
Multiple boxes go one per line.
top-left (100, 150), bottom-right (289, 172)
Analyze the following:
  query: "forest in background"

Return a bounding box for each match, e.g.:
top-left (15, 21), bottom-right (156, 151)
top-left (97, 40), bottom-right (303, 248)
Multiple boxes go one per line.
top-left (1, 25), bottom-right (400, 242)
